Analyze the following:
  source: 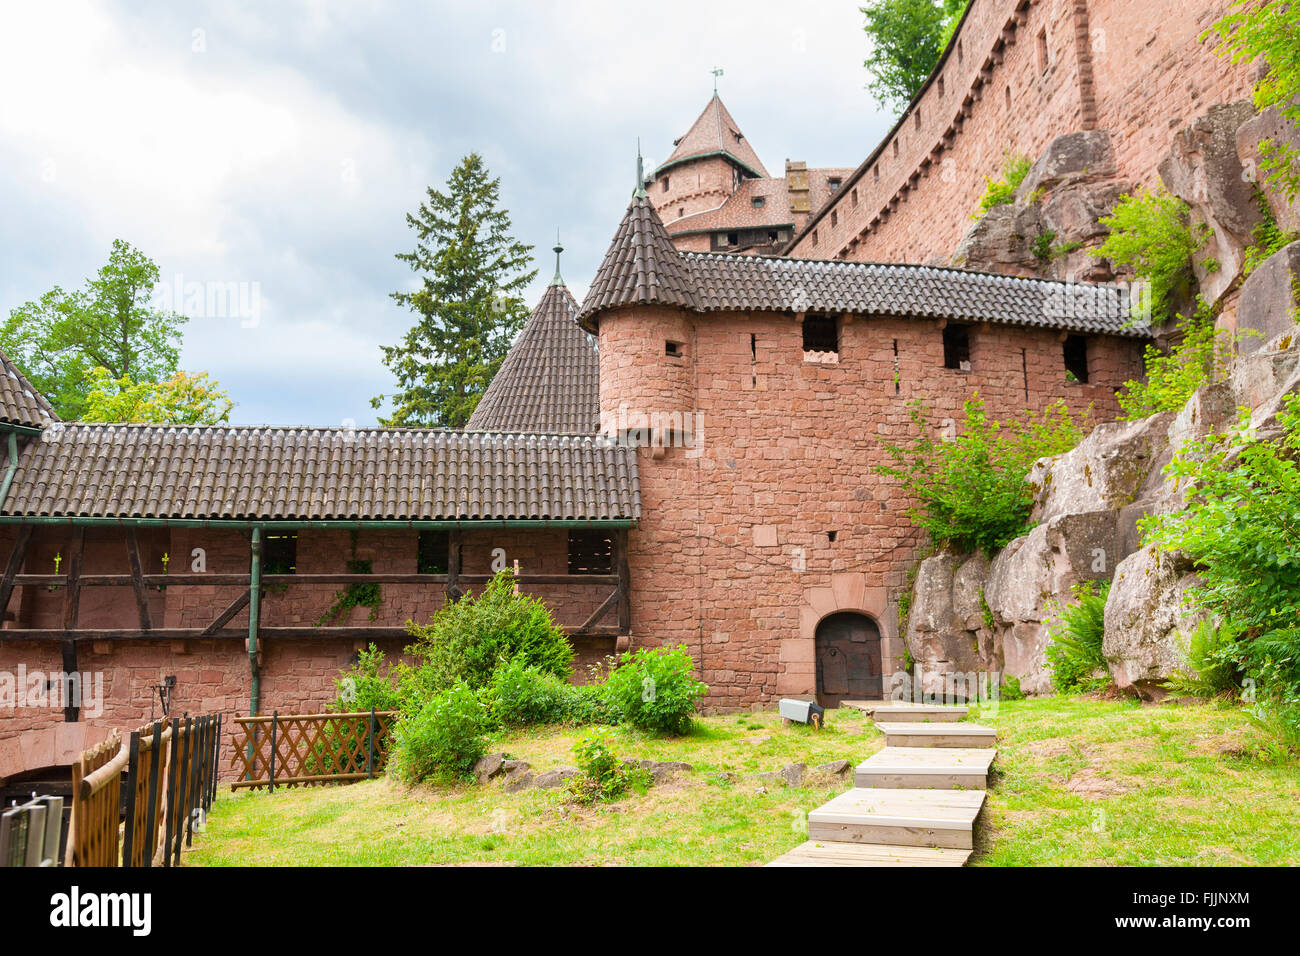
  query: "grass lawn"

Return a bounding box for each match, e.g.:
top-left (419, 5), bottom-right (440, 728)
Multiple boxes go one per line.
top-left (188, 696), bottom-right (1300, 866)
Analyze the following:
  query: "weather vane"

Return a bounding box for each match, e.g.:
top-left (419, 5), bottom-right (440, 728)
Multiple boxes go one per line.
top-left (712, 67), bottom-right (724, 94)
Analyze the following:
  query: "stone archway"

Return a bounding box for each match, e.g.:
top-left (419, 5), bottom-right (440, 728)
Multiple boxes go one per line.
top-left (776, 571), bottom-right (903, 699)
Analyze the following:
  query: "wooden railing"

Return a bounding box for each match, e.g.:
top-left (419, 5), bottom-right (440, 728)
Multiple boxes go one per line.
top-left (63, 713), bottom-right (223, 867)
top-left (229, 710), bottom-right (399, 790)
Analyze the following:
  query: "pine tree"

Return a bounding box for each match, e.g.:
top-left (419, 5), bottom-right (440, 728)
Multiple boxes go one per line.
top-left (374, 154), bottom-right (536, 428)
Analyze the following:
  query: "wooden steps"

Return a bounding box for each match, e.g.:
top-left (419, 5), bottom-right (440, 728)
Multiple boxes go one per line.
top-left (768, 840), bottom-right (971, 867)
top-left (807, 787), bottom-right (986, 849)
top-left (767, 702), bottom-right (997, 867)
top-left (855, 747), bottom-right (996, 789)
top-left (875, 721), bottom-right (997, 749)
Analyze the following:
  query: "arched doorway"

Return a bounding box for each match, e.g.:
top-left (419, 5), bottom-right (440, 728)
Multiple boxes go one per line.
top-left (814, 612), bottom-right (882, 707)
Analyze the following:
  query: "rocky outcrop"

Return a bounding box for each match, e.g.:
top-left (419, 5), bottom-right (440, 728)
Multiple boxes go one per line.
top-left (1236, 102), bottom-right (1300, 235)
top-left (1159, 101), bottom-right (1265, 304)
top-left (1236, 241), bottom-right (1300, 355)
top-left (1103, 547), bottom-right (1202, 700)
top-left (905, 553), bottom-right (992, 694)
top-left (951, 130), bottom-right (1128, 281)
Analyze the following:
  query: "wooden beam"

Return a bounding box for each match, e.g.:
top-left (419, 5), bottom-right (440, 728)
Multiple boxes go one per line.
top-left (576, 588), bottom-right (619, 633)
top-left (0, 524), bottom-right (34, 617)
top-left (13, 571), bottom-right (617, 587)
top-left (61, 526), bottom-right (85, 722)
top-left (0, 623), bottom-right (623, 642)
top-left (125, 528), bottom-right (152, 632)
top-left (201, 590), bottom-right (251, 637)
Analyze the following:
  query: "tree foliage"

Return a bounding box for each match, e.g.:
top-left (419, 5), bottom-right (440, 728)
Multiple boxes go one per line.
top-left (1091, 189), bottom-right (1209, 327)
top-left (374, 153), bottom-right (535, 428)
top-left (1116, 298), bottom-right (1236, 420)
top-left (877, 393), bottom-right (1088, 554)
top-left (861, 0), bottom-right (968, 109)
top-left (1204, 0), bottom-right (1300, 203)
top-left (0, 239), bottom-right (187, 419)
top-left (81, 367), bottom-right (234, 425)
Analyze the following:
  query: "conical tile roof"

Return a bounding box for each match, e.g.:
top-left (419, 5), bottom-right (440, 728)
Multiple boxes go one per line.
top-left (0, 348), bottom-right (57, 428)
top-left (657, 94), bottom-right (769, 178)
top-left (465, 283), bottom-right (599, 435)
top-left (578, 194), bottom-right (701, 329)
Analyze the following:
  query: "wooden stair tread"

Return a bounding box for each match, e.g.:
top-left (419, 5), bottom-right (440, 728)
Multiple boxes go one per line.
top-left (857, 746), bottom-right (997, 773)
top-left (843, 699), bottom-right (968, 714)
top-left (869, 706), bottom-right (968, 722)
top-left (808, 787), bottom-right (986, 829)
top-left (767, 840), bottom-right (970, 867)
top-left (877, 722), bottom-right (997, 748)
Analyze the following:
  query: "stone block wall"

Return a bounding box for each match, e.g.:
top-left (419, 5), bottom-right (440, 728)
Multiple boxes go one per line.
top-left (786, 0), bottom-right (1254, 267)
top-left (601, 304), bottom-right (1144, 707)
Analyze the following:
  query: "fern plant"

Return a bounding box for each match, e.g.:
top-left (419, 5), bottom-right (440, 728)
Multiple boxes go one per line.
top-left (1163, 618), bottom-right (1246, 698)
top-left (1045, 580), bottom-right (1112, 693)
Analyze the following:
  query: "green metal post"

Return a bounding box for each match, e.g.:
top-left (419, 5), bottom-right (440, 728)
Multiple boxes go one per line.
top-left (248, 526), bottom-right (263, 718)
top-left (0, 430), bottom-right (19, 513)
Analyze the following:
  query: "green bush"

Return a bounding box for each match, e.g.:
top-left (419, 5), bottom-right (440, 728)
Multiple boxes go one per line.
top-left (405, 570), bottom-right (574, 693)
top-left (1144, 394), bottom-right (1300, 746)
top-left (972, 151), bottom-right (1032, 218)
top-left (1044, 580), bottom-right (1112, 693)
top-left (390, 682), bottom-right (490, 783)
top-left (1092, 188), bottom-right (1209, 325)
top-left (877, 393), bottom-right (1088, 554)
top-left (1164, 618), bottom-right (1246, 699)
top-left (484, 659), bottom-right (571, 727)
top-left (1242, 194), bottom-right (1299, 277)
top-left (1117, 297), bottom-right (1236, 420)
top-left (562, 683), bottom-right (622, 726)
top-left (566, 732), bottom-right (649, 803)
top-left (604, 645), bottom-right (708, 735)
top-left (332, 643), bottom-right (404, 713)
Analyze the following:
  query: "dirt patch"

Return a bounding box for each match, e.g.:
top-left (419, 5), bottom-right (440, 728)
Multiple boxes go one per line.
top-left (1065, 766), bottom-right (1133, 798)
top-left (1021, 740), bottom-right (1072, 759)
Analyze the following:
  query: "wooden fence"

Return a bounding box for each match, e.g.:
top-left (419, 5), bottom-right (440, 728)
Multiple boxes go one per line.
top-left (230, 710), bottom-right (399, 790)
top-left (59, 712), bottom-right (223, 867)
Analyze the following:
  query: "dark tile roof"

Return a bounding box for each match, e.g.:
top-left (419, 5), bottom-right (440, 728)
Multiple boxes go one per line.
top-left (656, 94), bottom-right (769, 179)
top-left (579, 199), bottom-right (1150, 338)
top-left (2, 425), bottom-right (640, 521)
top-left (0, 350), bottom-right (57, 428)
top-left (465, 283), bottom-right (598, 435)
top-left (580, 195), bottom-right (700, 321)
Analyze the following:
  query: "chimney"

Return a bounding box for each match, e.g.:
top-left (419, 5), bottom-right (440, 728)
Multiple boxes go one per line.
top-left (786, 160), bottom-right (810, 230)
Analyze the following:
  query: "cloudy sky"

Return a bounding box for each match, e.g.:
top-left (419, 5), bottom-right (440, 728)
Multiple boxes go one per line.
top-left (0, 1), bottom-right (893, 425)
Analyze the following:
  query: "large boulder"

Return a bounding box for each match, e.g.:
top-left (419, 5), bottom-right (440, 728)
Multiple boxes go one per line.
top-left (950, 203), bottom-right (1044, 275)
top-left (1103, 546), bottom-right (1202, 700)
top-left (905, 553), bottom-right (989, 685)
top-left (1028, 412), bottom-right (1176, 524)
top-left (983, 511), bottom-right (1118, 694)
top-left (1159, 101), bottom-right (1264, 303)
top-left (1236, 102), bottom-right (1300, 235)
top-left (1017, 130), bottom-right (1118, 199)
top-left (1236, 241), bottom-right (1300, 355)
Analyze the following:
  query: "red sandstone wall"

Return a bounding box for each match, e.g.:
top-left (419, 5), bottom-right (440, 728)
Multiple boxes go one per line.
top-left (601, 306), bottom-right (1142, 708)
top-left (787, 0), bottom-right (1254, 266)
top-left (652, 156), bottom-right (741, 229)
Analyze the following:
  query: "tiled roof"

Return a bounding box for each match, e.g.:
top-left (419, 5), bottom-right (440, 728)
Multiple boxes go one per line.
top-left (666, 178), bottom-right (794, 235)
top-left (580, 197), bottom-right (1149, 338)
top-left (465, 283), bottom-right (599, 435)
top-left (656, 95), bottom-right (769, 178)
top-left (2, 425), bottom-right (640, 521)
top-left (0, 351), bottom-right (57, 428)
top-left (581, 195), bottom-right (701, 321)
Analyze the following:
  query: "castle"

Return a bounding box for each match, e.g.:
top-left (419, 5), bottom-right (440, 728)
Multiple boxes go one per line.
top-left (0, 0), bottom-right (1263, 784)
